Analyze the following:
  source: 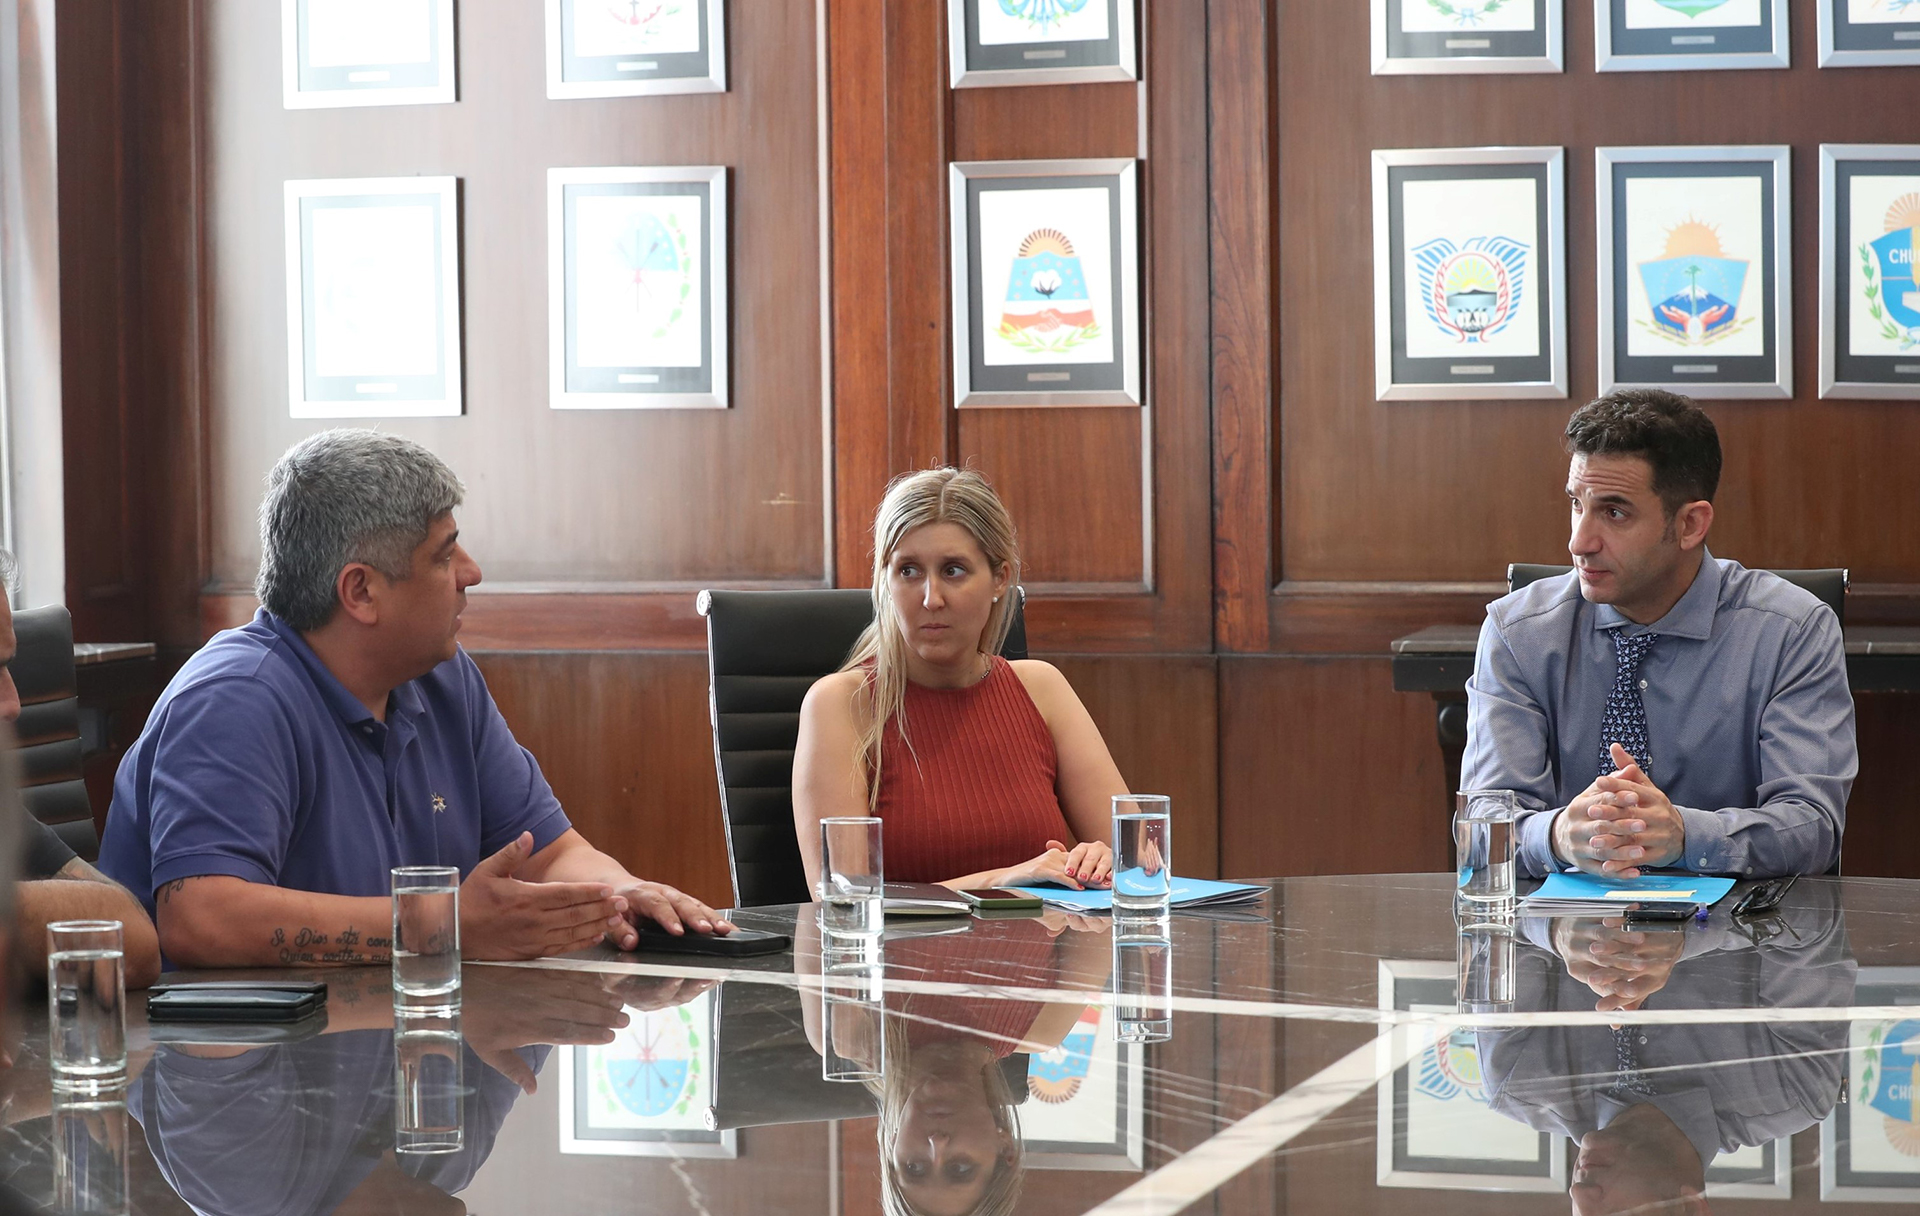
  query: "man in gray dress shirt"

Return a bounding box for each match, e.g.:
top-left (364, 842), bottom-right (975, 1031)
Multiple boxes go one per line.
top-left (1463, 389), bottom-right (1856, 879)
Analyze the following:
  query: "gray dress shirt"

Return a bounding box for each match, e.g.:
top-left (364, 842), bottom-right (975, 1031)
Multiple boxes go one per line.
top-left (1463, 552), bottom-right (1856, 878)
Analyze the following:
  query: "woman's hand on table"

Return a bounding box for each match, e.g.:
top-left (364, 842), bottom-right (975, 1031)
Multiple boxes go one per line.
top-left (998, 840), bottom-right (1113, 890)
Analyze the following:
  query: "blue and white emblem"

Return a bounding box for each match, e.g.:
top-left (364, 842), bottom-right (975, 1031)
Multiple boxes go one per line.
top-left (1863, 192), bottom-right (1920, 350)
top-left (1413, 235), bottom-right (1529, 344)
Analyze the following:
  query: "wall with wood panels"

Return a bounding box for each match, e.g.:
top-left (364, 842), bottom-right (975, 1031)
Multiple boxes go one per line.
top-left (56, 0), bottom-right (1920, 903)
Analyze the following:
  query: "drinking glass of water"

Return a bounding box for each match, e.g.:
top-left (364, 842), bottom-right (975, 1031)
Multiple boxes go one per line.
top-left (818, 817), bottom-right (883, 941)
top-left (1453, 790), bottom-right (1520, 914)
top-left (47, 921), bottom-right (126, 1092)
top-left (1112, 795), bottom-right (1172, 914)
top-left (391, 866), bottom-right (461, 1015)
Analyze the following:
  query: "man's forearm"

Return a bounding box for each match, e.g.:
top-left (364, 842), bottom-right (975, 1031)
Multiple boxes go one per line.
top-left (520, 831), bottom-right (638, 890)
top-left (18, 878), bottom-right (163, 988)
top-left (157, 875), bottom-right (392, 968)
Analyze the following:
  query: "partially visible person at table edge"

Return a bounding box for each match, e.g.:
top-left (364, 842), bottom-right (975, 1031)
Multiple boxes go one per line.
top-left (97, 430), bottom-right (731, 969)
top-left (1462, 390), bottom-right (1855, 881)
top-left (793, 467), bottom-right (1129, 893)
top-left (0, 549), bottom-right (159, 990)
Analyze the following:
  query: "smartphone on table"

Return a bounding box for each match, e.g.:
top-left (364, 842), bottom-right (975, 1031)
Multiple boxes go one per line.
top-left (958, 888), bottom-right (1043, 911)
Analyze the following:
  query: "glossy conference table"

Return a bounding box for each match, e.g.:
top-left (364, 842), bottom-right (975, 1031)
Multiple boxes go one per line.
top-left (9, 873), bottom-right (1920, 1214)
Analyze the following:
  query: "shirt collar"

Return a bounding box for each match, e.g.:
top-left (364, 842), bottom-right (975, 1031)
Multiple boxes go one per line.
top-left (258, 609), bottom-right (425, 728)
top-left (1590, 549), bottom-right (1721, 642)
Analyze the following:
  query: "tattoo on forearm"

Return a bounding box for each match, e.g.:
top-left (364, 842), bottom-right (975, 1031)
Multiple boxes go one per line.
top-left (267, 924), bottom-right (389, 966)
top-left (158, 877), bottom-right (207, 904)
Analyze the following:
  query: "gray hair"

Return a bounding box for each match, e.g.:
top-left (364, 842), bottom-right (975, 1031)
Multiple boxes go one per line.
top-left (256, 429), bottom-right (465, 631)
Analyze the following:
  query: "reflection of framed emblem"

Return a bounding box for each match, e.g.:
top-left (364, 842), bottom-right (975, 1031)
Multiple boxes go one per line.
top-left (1371, 0), bottom-right (1564, 75)
top-left (1020, 1008), bottom-right (1145, 1170)
top-left (282, 177), bottom-right (463, 418)
top-left (949, 158), bottom-right (1141, 407)
top-left (1705, 1137), bottom-right (1793, 1198)
top-left (558, 987), bottom-right (737, 1158)
top-left (544, 0), bottom-right (725, 98)
top-left (1598, 146), bottom-right (1792, 399)
top-left (1595, 0), bottom-right (1790, 72)
top-left (1821, 968), bottom-right (1920, 1201)
top-left (947, 0), bottom-right (1137, 87)
top-left (1376, 962), bottom-right (1568, 1191)
top-left (1371, 147), bottom-right (1567, 401)
top-left (548, 165), bottom-right (728, 409)
top-left (282, 0), bottom-right (456, 109)
top-left (1821, 146), bottom-right (1920, 399)
top-left (1819, 0), bottom-right (1920, 67)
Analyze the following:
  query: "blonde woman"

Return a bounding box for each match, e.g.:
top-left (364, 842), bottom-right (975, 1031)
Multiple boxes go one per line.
top-left (794, 468), bottom-right (1128, 891)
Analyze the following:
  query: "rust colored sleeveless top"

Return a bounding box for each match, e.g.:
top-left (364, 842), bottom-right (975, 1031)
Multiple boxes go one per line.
top-left (873, 656), bottom-right (1071, 884)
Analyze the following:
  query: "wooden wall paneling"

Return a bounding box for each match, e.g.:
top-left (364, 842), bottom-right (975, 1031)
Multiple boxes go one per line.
top-left (56, 0), bottom-right (135, 640)
top-left (472, 651), bottom-right (733, 908)
top-left (959, 410), bottom-right (1147, 587)
top-left (1265, 0), bottom-right (1920, 654)
top-left (1219, 657), bottom-right (1443, 878)
top-left (194, 0), bottom-right (826, 648)
top-left (1207, 0), bottom-right (1274, 655)
top-left (1052, 655), bottom-right (1219, 878)
top-left (1837, 692), bottom-right (1920, 880)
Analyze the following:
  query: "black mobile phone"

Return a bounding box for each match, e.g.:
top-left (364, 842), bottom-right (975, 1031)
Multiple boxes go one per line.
top-left (629, 923), bottom-right (791, 957)
top-left (1622, 903), bottom-right (1695, 923)
top-left (959, 888), bottom-right (1044, 911)
top-left (147, 982), bottom-right (328, 1024)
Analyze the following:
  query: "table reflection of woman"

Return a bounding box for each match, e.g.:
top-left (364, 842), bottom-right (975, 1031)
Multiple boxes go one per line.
top-left (797, 913), bottom-right (1110, 1216)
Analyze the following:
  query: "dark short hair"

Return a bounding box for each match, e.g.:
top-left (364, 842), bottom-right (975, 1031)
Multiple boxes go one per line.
top-left (1564, 389), bottom-right (1721, 514)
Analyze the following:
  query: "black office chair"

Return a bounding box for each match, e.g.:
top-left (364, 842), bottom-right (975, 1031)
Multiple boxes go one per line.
top-left (1507, 564), bottom-right (1848, 625)
top-left (13, 605), bottom-right (99, 859)
top-left (697, 587), bottom-right (1029, 908)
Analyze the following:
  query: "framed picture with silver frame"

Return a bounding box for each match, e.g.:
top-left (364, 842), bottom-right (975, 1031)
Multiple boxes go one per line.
top-left (1597, 145), bottom-right (1792, 399)
top-left (1372, 146), bottom-right (1567, 401)
top-left (1819, 0), bottom-right (1920, 67)
top-left (1820, 968), bottom-right (1920, 1202)
top-left (1020, 1008), bottom-right (1145, 1171)
top-left (558, 986), bottom-right (737, 1158)
top-left (281, 0), bottom-right (457, 109)
top-left (1820, 145), bottom-right (1920, 399)
top-left (544, 0), bottom-right (725, 98)
top-left (949, 158), bottom-right (1142, 408)
top-left (1371, 0), bottom-right (1564, 75)
top-left (1376, 961), bottom-right (1569, 1192)
top-left (948, 0), bottom-right (1136, 87)
top-left (1595, 0), bottom-right (1790, 72)
top-left (282, 176), bottom-right (463, 418)
top-left (1704, 1138), bottom-right (1793, 1199)
top-left (548, 165), bottom-right (728, 410)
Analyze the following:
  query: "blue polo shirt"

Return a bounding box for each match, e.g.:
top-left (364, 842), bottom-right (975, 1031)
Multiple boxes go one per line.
top-left (99, 609), bottom-right (572, 917)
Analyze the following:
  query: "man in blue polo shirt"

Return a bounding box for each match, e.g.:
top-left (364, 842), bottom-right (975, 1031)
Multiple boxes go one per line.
top-left (98, 429), bottom-right (732, 967)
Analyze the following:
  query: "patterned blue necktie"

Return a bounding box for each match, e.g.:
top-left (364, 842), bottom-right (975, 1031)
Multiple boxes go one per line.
top-left (1599, 630), bottom-right (1659, 781)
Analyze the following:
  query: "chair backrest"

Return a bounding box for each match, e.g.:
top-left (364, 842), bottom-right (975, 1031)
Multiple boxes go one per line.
top-left (1506, 564), bottom-right (1848, 626)
top-left (12, 605), bottom-right (98, 859)
top-left (698, 587), bottom-right (1028, 908)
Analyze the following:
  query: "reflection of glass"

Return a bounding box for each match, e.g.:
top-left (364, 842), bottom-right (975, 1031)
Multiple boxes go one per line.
top-left (394, 1014), bottom-right (465, 1155)
top-left (822, 937), bottom-right (885, 1083)
top-left (1112, 910), bottom-right (1172, 1043)
top-left (1112, 795), bottom-right (1172, 913)
top-left (52, 1091), bottom-right (129, 1215)
top-left (1456, 915), bottom-right (1517, 1015)
top-left (48, 920), bottom-right (127, 1091)
top-left (819, 817), bottom-right (885, 940)
top-left (391, 865), bottom-right (461, 1015)
top-left (1454, 790), bottom-right (1519, 914)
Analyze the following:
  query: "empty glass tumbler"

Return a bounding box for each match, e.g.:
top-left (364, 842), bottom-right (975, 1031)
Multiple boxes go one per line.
top-left (818, 817), bottom-right (884, 940)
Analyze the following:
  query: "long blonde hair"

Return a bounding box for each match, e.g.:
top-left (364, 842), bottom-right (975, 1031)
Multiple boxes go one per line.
top-left (842, 468), bottom-right (1021, 808)
top-left (867, 1020), bottom-right (1026, 1216)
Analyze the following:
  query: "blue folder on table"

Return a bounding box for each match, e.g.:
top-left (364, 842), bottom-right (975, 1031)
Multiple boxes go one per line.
top-left (1520, 871), bottom-right (1737, 914)
top-left (1005, 876), bottom-right (1266, 912)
